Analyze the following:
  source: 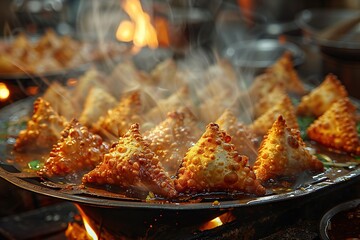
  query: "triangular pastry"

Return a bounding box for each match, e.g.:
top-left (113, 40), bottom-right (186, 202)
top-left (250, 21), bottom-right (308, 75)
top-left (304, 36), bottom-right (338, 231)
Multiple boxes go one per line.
top-left (175, 123), bottom-right (265, 196)
top-left (248, 52), bottom-right (305, 102)
top-left (42, 81), bottom-right (78, 120)
top-left (265, 51), bottom-right (306, 95)
top-left (144, 110), bottom-right (199, 176)
top-left (250, 95), bottom-right (299, 137)
top-left (215, 109), bottom-right (259, 165)
top-left (108, 60), bottom-right (150, 99)
top-left (198, 93), bottom-right (236, 124)
top-left (253, 115), bottom-right (324, 182)
top-left (14, 98), bottom-right (67, 152)
top-left (297, 73), bottom-right (348, 117)
top-left (38, 119), bottom-right (109, 180)
top-left (82, 123), bottom-right (177, 198)
top-left (307, 98), bottom-right (360, 155)
top-left (73, 68), bottom-right (107, 107)
top-left (207, 58), bottom-right (237, 84)
top-left (248, 73), bottom-right (284, 102)
top-left (253, 85), bottom-right (287, 118)
top-left (144, 85), bottom-right (192, 124)
top-left (95, 90), bottom-right (142, 139)
top-left (150, 58), bottom-right (182, 91)
top-left (79, 87), bottom-right (117, 128)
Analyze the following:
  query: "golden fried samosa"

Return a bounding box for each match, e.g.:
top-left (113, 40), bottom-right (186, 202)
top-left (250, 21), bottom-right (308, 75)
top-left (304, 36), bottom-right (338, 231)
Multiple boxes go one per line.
top-left (248, 73), bottom-right (284, 102)
top-left (72, 68), bottom-right (107, 107)
top-left (43, 81), bottom-right (78, 120)
top-left (253, 116), bottom-right (323, 182)
top-left (297, 73), bottom-right (348, 117)
top-left (144, 85), bottom-right (193, 124)
top-left (144, 110), bottom-right (200, 176)
top-left (253, 85), bottom-right (287, 118)
top-left (95, 90), bottom-right (142, 140)
top-left (82, 123), bottom-right (177, 198)
top-left (14, 98), bottom-right (67, 152)
top-left (215, 109), bottom-right (259, 165)
top-left (108, 60), bottom-right (150, 99)
top-left (249, 52), bottom-right (305, 102)
top-left (175, 123), bottom-right (265, 196)
top-left (38, 119), bottom-right (109, 180)
top-left (250, 95), bottom-right (299, 137)
top-left (307, 98), bottom-right (360, 155)
top-left (265, 51), bottom-right (306, 95)
top-left (79, 87), bottom-right (117, 128)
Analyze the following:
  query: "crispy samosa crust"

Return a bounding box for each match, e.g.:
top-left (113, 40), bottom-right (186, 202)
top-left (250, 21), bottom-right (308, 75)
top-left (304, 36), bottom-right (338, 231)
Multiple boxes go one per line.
top-left (250, 95), bottom-right (299, 137)
top-left (79, 87), bottom-right (117, 128)
top-left (297, 73), bottom-right (348, 117)
top-left (265, 51), bottom-right (306, 95)
top-left (254, 116), bottom-right (323, 182)
top-left (248, 73), bottom-right (285, 102)
top-left (144, 110), bottom-right (199, 176)
top-left (42, 81), bottom-right (79, 120)
top-left (38, 119), bottom-right (109, 179)
top-left (253, 85), bottom-right (287, 119)
top-left (95, 90), bottom-right (142, 139)
top-left (14, 98), bottom-right (67, 152)
top-left (73, 68), bottom-right (106, 107)
top-left (82, 123), bottom-right (177, 198)
top-left (215, 109), bottom-right (259, 165)
top-left (249, 52), bottom-right (305, 102)
top-left (307, 98), bottom-right (360, 155)
top-left (144, 85), bottom-right (192, 124)
top-left (175, 123), bottom-right (265, 196)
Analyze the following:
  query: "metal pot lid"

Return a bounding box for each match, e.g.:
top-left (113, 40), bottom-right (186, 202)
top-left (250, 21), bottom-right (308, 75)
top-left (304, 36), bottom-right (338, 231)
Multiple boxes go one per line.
top-left (296, 8), bottom-right (360, 50)
top-left (223, 39), bottom-right (304, 69)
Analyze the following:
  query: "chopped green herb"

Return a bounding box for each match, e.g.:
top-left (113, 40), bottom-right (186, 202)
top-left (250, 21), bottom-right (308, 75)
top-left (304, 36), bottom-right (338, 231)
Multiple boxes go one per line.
top-left (291, 97), bottom-right (300, 106)
top-left (315, 153), bottom-right (333, 163)
top-left (297, 116), bottom-right (316, 139)
top-left (315, 154), bottom-right (359, 168)
top-left (28, 160), bottom-right (43, 170)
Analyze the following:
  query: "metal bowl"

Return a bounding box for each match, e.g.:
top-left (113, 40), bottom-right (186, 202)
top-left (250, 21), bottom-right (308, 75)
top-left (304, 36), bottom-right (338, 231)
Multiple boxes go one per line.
top-left (319, 199), bottom-right (360, 240)
top-left (296, 8), bottom-right (360, 56)
top-left (223, 39), bottom-right (304, 71)
top-left (297, 9), bottom-right (360, 99)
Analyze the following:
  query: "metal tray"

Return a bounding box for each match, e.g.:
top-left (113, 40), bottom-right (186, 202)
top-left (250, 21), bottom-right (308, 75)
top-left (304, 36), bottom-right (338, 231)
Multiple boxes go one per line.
top-left (0, 97), bottom-right (359, 210)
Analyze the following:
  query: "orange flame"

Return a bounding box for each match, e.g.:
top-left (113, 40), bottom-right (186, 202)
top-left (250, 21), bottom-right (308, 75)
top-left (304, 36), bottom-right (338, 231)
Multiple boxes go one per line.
top-left (199, 217), bottom-right (224, 231)
top-left (116, 0), bottom-right (158, 49)
top-left (73, 205), bottom-right (99, 240)
top-left (83, 217), bottom-right (98, 240)
top-left (199, 212), bottom-right (236, 231)
top-left (0, 83), bottom-right (10, 101)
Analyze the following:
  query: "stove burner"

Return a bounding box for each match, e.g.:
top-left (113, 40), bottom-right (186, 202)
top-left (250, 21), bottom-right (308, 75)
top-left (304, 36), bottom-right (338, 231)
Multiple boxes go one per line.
top-left (0, 179), bottom-right (358, 240)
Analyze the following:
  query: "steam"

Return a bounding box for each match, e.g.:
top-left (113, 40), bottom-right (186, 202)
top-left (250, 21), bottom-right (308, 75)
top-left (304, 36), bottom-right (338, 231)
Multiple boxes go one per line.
top-left (12, 0), bottom-right (275, 196)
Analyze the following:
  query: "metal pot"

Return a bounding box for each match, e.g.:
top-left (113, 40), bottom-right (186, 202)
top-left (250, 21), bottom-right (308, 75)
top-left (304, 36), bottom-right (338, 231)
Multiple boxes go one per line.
top-left (319, 198), bottom-right (360, 240)
top-left (297, 8), bottom-right (360, 98)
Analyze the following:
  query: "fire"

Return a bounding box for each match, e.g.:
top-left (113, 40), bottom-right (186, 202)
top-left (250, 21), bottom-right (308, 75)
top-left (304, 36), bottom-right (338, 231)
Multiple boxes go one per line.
top-left (65, 205), bottom-right (99, 240)
top-left (199, 212), bottom-right (236, 231)
top-left (116, 0), bottom-right (158, 49)
top-left (83, 217), bottom-right (98, 240)
top-left (0, 83), bottom-right (10, 101)
top-left (199, 217), bottom-right (224, 231)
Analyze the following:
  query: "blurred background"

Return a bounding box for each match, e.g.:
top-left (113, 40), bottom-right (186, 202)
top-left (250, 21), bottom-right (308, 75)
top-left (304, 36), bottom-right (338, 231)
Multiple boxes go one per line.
top-left (0, 0), bottom-right (359, 109)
